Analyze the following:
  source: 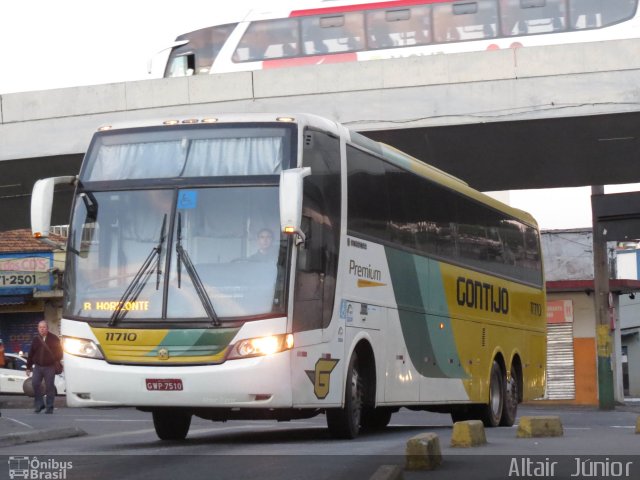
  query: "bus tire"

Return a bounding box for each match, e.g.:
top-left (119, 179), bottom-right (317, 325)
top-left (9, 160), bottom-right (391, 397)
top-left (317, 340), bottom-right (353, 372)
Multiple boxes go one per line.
top-left (152, 410), bottom-right (192, 440)
top-left (361, 407), bottom-right (392, 431)
top-left (500, 364), bottom-right (519, 427)
top-left (326, 352), bottom-right (364, 439)
top-left (480, 361), bottom-right (504, 428)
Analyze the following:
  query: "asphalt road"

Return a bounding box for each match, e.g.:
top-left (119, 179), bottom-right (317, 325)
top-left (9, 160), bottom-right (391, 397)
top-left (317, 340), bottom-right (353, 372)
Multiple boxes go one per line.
top-left (0, 401), bottom-right (639, 480)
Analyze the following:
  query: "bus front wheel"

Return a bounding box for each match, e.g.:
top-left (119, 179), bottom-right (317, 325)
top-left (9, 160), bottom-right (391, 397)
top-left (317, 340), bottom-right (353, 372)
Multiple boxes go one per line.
top-left (480, 361), bottom-right (504, 428)
top-left (152, 409), bottom-right (192, 440)
top-left (326, 352), bottom-right (364, 439)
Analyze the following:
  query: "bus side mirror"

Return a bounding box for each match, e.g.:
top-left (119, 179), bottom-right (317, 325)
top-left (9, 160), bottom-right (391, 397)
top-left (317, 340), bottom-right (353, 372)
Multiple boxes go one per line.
top-left (31, 176), bottom-right (76, 248)
top-left (280, 167), bottom-right (311, 245)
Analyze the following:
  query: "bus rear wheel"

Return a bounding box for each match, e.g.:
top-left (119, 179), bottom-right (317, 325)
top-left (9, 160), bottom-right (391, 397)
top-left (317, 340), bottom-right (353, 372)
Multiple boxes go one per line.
top-left (152, 409), bottom-right (192, 440)
top-left (480, 361), bottom-right (504, 428)
top-left (500, 364), bottom-right (519, 427)
top-left (326, 352), bottom-right (364, 439)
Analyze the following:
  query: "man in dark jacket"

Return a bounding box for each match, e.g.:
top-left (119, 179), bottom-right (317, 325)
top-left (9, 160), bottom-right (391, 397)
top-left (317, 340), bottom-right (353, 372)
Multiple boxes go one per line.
top-left (26, 321), bottom-right (63, 414)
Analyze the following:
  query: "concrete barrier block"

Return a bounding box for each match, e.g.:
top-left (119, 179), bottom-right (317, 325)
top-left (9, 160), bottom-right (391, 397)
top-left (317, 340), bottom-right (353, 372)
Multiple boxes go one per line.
top-left (405, 432), bottom-right (442, 471)
top-left (517, 416), bottom-right (563, 438)
top-left (451, 420), bottom-right (487, 447)
top-left (369, 464), bottom-right (403, 480)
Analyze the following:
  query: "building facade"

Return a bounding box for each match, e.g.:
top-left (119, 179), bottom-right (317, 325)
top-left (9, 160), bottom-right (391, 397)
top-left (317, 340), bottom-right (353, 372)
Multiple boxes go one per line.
top-left (0, 229), bottom-right (64, 354)
top-left (541, 229), bottom-right (640, 405)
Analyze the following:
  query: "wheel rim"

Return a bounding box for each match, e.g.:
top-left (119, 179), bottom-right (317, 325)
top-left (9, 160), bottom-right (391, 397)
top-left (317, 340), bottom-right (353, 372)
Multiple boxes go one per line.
top-left (350, 363), bottom-right (363, 427)
top-left (507, 368), bottom-right (518, 412)
top-left (490, 367), bottom-right (501, 418)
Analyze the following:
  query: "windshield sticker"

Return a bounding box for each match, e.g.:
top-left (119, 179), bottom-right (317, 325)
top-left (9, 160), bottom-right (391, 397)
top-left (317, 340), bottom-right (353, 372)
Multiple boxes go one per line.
top-left (339, 300), bottom-right (354, 323)
top-left (178, 190), bottom-right (197, 209)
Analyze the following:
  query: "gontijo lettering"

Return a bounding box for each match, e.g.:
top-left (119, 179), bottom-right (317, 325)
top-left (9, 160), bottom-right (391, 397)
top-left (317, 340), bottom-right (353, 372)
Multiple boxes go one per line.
top-left (456, 276), bottom-right (509, 314)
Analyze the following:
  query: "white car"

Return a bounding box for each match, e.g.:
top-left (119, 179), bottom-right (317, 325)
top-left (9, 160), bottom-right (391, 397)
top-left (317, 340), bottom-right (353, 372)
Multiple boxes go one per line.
top-left (0, 352), bottom-right (66, 396)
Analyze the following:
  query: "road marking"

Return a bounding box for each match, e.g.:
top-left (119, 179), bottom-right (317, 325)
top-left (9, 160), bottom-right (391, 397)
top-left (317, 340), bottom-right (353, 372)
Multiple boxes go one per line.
top-left (611, 426), bottom-right (635, 429)
top-left (4, 417), bottom-right (34, 429)
top-left (76, 419), bottom-right (151, 422)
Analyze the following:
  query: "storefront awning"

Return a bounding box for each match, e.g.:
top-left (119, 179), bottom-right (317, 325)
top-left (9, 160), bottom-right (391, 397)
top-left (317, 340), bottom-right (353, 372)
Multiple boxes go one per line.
top-left (0, 296), bottom-right (26, 305)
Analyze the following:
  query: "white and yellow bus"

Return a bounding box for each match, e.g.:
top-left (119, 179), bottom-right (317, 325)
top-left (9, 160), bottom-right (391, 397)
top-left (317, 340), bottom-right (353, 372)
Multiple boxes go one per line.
top-left (31, 113), bottom-right (545, 440)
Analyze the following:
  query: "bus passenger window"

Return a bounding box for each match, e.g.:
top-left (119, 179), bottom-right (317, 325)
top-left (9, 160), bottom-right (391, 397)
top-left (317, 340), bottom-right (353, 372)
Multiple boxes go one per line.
top-left (165, 24), bottom-right (237, 77)
top-left (433, 0), bottom-right (498, 42)
top-left (500, 0), bottom-right (566, 36)
top-left (570, 0), bottom-right (638, 30)
top-left (366, 6), bottom-right (432, 49)
top-left (233, 19), bottom-right (299, 62)
top-left (301, 12), bottom-right (365, 55)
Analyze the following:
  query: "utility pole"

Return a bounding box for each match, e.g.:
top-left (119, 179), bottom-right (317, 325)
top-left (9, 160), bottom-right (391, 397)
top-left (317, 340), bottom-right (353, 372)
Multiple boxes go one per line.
top-left (591, 185), bottom-right (615, 410)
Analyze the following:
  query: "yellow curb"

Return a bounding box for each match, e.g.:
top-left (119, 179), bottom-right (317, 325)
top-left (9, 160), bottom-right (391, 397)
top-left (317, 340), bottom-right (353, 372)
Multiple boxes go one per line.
top-left (451, 420), bottom-right (487, 447)
top-left (517, 416), bottom-right (563, 438)
top-left (369, 464), bottom-right (403, 480)
top-left (405, 432), bottom-right (442, 471)
top-left (636, 416), bottom-right (639, 434)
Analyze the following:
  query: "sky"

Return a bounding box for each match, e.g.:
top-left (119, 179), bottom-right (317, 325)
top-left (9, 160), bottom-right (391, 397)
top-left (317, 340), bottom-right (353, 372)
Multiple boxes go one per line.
top-left (1, 0), bottom-right (638, 232)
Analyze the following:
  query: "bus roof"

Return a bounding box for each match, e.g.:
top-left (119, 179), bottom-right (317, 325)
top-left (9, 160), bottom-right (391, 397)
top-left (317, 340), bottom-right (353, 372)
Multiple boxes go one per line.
top-left (94, 113), bottom-right (537, 227)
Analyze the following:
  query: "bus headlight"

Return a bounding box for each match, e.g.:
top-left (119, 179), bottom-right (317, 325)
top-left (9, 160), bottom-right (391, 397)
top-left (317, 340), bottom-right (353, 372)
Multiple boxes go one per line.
top-left (63, 336), bottom-right (104, 360)
top-left (228, 334), bottom-right (293, 360)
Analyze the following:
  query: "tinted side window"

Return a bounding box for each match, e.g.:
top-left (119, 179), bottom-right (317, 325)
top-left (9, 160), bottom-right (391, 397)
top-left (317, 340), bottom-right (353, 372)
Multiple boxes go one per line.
top-left (347, 146), bottom-right (390, 242)
top-left (293, 130), bottom-right (341, 332)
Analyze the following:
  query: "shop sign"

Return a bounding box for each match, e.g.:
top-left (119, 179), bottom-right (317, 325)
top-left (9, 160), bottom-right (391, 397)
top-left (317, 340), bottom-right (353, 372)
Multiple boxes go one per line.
top-left (0, 253), bottom-right (53, 295)
top-left (547, 299), bottom-right (574, 324)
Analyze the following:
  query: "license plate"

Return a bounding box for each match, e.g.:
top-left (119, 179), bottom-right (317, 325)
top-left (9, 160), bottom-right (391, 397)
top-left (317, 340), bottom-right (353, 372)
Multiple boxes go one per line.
top-left (145, 379), bottom-right (183, 391)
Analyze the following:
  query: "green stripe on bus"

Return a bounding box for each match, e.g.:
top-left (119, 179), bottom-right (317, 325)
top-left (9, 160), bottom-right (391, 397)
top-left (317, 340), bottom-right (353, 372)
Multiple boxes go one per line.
top-left (146, 328), bottom-right (239, 357)
top-left (385, 247), bottom-right (466, 379)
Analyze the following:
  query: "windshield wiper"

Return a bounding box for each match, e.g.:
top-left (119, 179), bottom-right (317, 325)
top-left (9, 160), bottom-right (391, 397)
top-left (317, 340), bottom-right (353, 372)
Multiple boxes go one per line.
top-left (108, 214), bottom-right (167, 327)
top-left (176, 213), bottom-right (221, 327)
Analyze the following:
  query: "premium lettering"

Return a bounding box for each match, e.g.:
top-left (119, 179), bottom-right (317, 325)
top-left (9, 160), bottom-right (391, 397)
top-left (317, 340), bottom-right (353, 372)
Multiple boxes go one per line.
top-left (456, 276), bottom-right (509, 314)
top-left (348, 260), bottom-right (381, 281)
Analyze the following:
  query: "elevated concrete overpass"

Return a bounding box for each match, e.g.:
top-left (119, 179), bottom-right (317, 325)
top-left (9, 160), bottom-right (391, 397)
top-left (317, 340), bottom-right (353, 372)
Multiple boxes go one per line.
top-left (1, 38), bottom-right (639, 230)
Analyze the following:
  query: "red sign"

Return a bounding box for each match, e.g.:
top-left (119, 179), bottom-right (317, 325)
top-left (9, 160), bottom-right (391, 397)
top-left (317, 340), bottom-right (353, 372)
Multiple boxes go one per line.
top-left (547, 300), bottom-right (573, 324)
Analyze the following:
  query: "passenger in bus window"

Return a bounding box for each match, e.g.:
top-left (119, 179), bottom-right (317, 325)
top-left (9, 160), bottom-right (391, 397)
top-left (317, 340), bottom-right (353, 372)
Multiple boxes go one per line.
top-left (249, 228), bottom-right (277, 262)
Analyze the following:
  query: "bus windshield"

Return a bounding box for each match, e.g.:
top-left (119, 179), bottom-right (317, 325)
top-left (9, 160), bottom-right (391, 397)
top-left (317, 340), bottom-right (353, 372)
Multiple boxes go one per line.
top-left (65, 123), bottom-right (296, 322)
top-left (65, 186), bottom-right (287, 321)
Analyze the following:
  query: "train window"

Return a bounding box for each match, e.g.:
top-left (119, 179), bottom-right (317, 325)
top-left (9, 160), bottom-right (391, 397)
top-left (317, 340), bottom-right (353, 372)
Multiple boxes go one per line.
top-left (319, 15), bottom-right (345, 28)
top-left (570, 0), bottom-right (638, 30)
top-left (500, 0), bottom-right (566, 36)
top-left (453, 2), bottom-right (479, 15)
top-left (521, 0), bottom-right (546, 7)
top-left (302, 11), bottom-right (365, 54)
top-left (233, 18), bottom-right (299, 62)
top-left (433, 0), bottom-right (498, 42)
top-left (366, 6), bottom-right (432, 49)
top-left (386, 9), bottom-right (411, 22)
